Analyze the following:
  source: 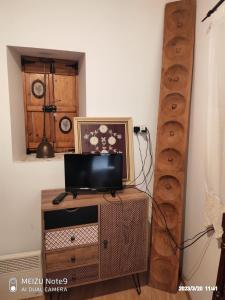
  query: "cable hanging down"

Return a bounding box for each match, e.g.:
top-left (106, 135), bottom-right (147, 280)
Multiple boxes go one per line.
top-left (128, 127), bottom-right (214, 252)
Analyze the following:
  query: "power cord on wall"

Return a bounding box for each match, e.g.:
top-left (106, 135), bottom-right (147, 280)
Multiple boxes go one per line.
top-left (183, 235), bottom-right (213, 281)
top-left (130, 126), bottom-right (215, 252)
top-left (102, 126), bottom-right (214, 252)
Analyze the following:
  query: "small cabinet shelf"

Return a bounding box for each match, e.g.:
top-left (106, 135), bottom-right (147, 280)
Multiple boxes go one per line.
top-left (41, 188), bottom-right (148, 292)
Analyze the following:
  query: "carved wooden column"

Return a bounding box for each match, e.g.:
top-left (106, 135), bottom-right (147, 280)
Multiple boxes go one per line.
top-left (148, 0), bottom-right (196, 293)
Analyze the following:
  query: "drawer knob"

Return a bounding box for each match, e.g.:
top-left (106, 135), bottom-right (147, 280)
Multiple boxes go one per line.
top-left (70, 256), bottom-right (76, 263)
top-left (71, 235), bottom-right (75, 242)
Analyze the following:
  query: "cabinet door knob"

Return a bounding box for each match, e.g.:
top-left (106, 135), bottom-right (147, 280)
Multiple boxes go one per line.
top-left (71, 256), bottom-right (76, 263)
top-left (103, 240), bottom-right (108, 249)
top-left (71, 235), bottom-right (75, 242)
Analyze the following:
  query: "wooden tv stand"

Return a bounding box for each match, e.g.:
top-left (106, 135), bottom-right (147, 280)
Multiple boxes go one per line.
top-left (41, 188), bottom-right (148, 296)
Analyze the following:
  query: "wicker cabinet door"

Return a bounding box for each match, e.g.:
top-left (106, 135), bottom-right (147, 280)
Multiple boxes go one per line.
top-left (100, 199), bottom-right (148, 279)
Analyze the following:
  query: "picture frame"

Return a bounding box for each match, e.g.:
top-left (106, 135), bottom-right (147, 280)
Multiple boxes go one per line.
top-left (31, 79), bottom-right (45, 99)
top-left (74, 117), bottom-right (134, 185)
top-left (59, 116), bottom-right (72, 134)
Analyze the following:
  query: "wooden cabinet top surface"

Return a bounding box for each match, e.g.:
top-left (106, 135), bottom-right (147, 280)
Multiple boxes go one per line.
top-left (41, 188), bottom-right (148, 212)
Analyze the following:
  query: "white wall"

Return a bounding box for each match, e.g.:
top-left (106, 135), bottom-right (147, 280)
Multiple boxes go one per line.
top-left (0, 0), bottom-right (167, 255)
top-left (0, 1), bottom-right (221, 299)
top-left (7, 47), bottom-right (26, 161)
top-left (183, 1), bottom-right (221, 299)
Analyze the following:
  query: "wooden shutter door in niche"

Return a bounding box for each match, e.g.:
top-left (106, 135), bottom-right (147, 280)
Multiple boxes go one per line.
top-left (22, 57), bottom-right (78, 153)
top-left (54, 113), bottom-right (76, 150)
top-left (27, 113), bottom-right (51, 150)
top-left (53, 75), bottom-right (77, 112)
top-left (23, 68), bottom-right (52, 151)
top-left (149, 0), bottom-right (196, 293)
top-left (100, 199), bottom-right (148, 280)
top-left (52, 67), bottom-right (78, 152)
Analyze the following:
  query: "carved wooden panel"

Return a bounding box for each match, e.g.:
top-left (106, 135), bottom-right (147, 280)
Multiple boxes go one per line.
top-left (149, 0), bottom-right (196, 293)
top-left (100, 199), bottom-right (148, 279)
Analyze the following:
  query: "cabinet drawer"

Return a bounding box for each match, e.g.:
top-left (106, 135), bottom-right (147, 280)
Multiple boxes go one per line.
top-left (46, 245), bottom-right (99, 272)
top-left (46, 264), bottom-right (99, 287)
top-left (44, 205), bottom-right (98, 230)
top-left (45, 224), bottom-right (98, 251)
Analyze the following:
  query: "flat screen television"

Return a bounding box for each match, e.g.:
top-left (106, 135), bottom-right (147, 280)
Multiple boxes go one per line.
top-left (64, 153), bottom-right (123, 196)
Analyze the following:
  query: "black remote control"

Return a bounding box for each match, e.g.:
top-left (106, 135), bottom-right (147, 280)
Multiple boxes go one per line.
top-left (52, 192), bottom-right (68, 205)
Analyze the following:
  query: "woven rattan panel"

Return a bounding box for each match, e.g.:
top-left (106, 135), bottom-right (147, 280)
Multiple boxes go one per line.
top-left (100, 199), bottom-right (148, 279)
top-left (46, 264), bottom-right (99, 287)
top-left (45, 224), bottom-right (98, 251)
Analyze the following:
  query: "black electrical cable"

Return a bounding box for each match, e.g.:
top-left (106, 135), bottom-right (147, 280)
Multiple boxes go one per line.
top-left (134, 131), bottom-right (153, 188)
top-left (144, 131), bottom-right (214, 247)
top-left (133, 186), bottom-right (180, 249)
top-left (135, 133), bottom-right (149, 185)
top-left (132, 186), bottom-right (215, 251)
top-left (126, 132), bottom-right (149, 186)
top-left (129, 128), bottom-right (215, 251)
top-left (102, 193), bottom-right (123, 206)
top-left (127, 133), bottom-right (179, 249)
top-left (127, 130), bottom-right (178, 249)
top-left (180, 228), bottom-right (214, 250)
top-left (136, 134), bottom-right (149, 192)
top-left (202, 0), bottom-right (225, 22)
top-left (181, 226), bottom-right (214, 245)
top-left (146, 129), bottom-right (154, 186)
top-left (127, 129), bottom-right (153, 190)
top-left (127, 132), bottom-right (180, 250)
top-left (141, 130), bottom-right (153, 187)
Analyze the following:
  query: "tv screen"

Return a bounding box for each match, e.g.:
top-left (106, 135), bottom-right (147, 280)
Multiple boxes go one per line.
top-left (64, 153), bottom-right (123, 193)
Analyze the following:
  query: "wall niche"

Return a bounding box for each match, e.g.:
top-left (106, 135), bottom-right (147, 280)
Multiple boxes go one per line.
top-left (7, 46), bottom-right (86, 161)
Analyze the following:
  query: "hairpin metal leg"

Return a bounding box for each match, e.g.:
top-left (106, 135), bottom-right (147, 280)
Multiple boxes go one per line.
top-left (49, 292), bottom-right (53, 300)
top-left (57, 292), bottom-right (61, 300)
top-left (132, 274), bottom-right (141, 295)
